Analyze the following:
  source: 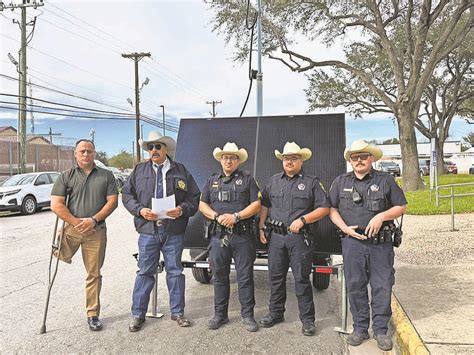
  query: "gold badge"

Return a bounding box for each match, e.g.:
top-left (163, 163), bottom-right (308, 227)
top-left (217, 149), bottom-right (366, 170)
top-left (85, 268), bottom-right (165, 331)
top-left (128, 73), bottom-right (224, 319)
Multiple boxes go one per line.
top-left (177, 179), bottom-right (186, 190)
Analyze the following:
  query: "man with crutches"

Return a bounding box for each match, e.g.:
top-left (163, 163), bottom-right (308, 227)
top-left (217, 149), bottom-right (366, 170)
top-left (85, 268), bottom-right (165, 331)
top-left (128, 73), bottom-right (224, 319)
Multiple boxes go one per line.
top-left (46, 139), bottom-right (118, 331)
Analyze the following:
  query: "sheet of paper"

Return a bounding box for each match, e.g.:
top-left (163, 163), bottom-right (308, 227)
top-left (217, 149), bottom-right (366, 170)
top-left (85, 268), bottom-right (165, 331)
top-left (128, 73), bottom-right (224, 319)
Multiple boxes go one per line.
top-left (151, 194), bottom-right (176, 219)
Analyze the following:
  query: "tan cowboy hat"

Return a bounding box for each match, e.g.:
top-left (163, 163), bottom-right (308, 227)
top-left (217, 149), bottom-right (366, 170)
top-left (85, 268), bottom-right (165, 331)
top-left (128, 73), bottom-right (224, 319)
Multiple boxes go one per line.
top-left (213, 142), bottom-right (248, 163)
top-left (275, 142), bottom-right (312, 161)
top-left (139, 131), bottom-right (176, 152)
top-left (344, 140), bottom-right (383, 162)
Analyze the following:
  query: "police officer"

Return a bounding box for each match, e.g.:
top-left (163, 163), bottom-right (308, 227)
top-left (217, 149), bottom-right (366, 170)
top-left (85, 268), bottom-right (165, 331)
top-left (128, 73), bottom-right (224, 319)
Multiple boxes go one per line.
top-left (328, 140), bottom-right (407, 351)
top-left (199, 142), bottom-right (261, 332)
top-left (122, 131), bottom-right (200, 332)
top-left (258, 142), bottom-right (329, 336)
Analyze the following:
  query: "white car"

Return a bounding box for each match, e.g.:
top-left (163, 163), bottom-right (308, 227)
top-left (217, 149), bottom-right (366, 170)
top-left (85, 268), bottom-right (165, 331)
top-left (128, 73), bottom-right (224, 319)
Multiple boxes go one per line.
top-left (0, 172), bottom-right (60, 215)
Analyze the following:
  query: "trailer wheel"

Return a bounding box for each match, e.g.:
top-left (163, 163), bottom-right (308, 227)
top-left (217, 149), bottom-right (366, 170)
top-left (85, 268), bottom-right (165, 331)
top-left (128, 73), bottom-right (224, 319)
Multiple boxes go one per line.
top-left (192, 267), bottom-right (212, 283)
top-left (312, 256), bottom-right (331, 290)
top-left (312, 270), bottom-right (330, 290)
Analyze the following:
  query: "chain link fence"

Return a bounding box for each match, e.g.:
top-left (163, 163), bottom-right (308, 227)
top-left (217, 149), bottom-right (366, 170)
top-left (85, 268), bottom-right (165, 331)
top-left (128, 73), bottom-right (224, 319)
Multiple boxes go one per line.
top-left (0, 141), bottom-right (75, 181)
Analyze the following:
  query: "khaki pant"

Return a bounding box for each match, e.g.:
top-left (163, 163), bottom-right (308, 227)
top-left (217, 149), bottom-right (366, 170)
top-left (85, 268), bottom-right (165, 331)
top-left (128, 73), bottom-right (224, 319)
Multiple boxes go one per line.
top-left (56, 223), bottom-right (107, 317)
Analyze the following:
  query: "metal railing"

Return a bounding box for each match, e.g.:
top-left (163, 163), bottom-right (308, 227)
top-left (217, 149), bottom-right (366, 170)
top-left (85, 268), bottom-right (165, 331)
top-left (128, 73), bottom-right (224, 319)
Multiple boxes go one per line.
top-left (436, 182), bottom-right (474, 231)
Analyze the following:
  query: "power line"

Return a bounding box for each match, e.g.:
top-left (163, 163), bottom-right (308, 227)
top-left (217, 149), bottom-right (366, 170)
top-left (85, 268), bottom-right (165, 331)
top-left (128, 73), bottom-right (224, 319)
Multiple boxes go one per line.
top-left (0, 105), bottom-right (178, 132)
top-left (0, 76), bottom-right (180, 130)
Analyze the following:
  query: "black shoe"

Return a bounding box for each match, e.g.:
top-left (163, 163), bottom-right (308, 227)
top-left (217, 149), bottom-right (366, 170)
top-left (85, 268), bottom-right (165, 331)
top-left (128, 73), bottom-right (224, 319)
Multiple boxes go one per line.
top-left (346, 331), bottom-right (370, 346)
top-left (302, 322), bottom-right (315, 336)
top-left (128, 317), bottom-right (145, 332)
top-left (87, 316), bottom-right (103, 331)
top-left (374, 333), bottom-right (393, 351)
top-left (208, 315), bottom-right (229, 330)
top-left (259, 312), bottom-right (284, 328)
top-left (241, 317), bottom-right (258, 332)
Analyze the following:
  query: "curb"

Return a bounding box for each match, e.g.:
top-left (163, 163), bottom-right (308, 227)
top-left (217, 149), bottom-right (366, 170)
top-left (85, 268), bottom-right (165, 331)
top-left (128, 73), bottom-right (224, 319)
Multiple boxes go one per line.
top-left (391, 293), bottom-right (430, 355)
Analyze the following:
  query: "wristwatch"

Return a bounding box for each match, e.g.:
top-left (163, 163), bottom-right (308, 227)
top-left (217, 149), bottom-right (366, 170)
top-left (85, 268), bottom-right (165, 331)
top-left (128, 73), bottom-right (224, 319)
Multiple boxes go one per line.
top-left (299, 216), bottom-right (307, 225)
top-left (233, 212), bottom-right (241, 223)
top-left (91, 216), bottom-right (99, 226)
top-left (213, 212), bottom-right (220, 221)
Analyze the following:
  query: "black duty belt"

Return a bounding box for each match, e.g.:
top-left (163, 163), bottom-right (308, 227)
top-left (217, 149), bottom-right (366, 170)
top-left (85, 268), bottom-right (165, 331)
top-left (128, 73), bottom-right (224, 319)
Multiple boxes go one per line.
top-left (336, 222), bottom-right (402, 246)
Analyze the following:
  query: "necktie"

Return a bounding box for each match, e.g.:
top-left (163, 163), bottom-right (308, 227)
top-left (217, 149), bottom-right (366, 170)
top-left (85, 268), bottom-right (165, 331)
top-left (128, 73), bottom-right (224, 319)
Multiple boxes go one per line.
top-left (155, 164), bottom-right (163, 198)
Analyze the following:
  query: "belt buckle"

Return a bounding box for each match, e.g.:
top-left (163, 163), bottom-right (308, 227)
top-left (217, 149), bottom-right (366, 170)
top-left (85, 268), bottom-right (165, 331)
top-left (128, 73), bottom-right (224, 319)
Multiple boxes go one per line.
top-left (156, 220), bottom-right (164, 226)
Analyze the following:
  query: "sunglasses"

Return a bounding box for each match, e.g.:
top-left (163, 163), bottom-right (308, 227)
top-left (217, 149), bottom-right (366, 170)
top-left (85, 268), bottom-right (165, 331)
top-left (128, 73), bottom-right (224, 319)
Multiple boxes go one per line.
top-left (282, 156), bottom-right (301, 162)
top-left (147, 143), bottom-right (164, 151)
top-left (350, 153), bottom-right (372, 162)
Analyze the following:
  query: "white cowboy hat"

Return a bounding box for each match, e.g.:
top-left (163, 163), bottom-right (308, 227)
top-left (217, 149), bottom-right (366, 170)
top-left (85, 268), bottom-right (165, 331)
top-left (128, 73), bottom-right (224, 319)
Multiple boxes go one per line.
top-left (139, 131), bottom-right (176, 152)
top-left (344, 140), bottom-right (383, 162)
top-left (213, 142), bottom-right (248, 163)
top-left (275, 142), bottom-right (312, 161)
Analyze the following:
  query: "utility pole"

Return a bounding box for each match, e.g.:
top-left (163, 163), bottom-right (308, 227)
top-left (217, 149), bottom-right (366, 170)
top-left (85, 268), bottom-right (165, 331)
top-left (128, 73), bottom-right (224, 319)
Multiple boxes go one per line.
top-left (256, 0), bottom-right (263, 117)
top-left (159, 105), bottom-right (165, 136)
top-left (122, 52), bottom-right (151, 164)
top-left (29, 79), bottom-right (34, 135)
top-left (206, 100), bottom-right (222, 118)
top-left (1, 0), bottom-right (44, 173)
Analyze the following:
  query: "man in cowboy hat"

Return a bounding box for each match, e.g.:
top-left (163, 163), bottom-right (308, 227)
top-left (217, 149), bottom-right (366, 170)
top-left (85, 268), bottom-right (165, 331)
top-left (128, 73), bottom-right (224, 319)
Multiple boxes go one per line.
top-left (122, 131), bottom-right (200, 332)
top-left (258, 142), bottom-right (329, 336)
top-left (328, 140), bottom-right (407, 351)
top-left (199, 142), bottom-right (261, 332)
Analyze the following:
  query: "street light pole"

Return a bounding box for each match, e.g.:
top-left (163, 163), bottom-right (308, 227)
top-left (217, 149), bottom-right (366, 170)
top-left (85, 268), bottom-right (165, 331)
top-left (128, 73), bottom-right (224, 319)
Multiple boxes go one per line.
top-left (160, 105), bottom-right (165, 136)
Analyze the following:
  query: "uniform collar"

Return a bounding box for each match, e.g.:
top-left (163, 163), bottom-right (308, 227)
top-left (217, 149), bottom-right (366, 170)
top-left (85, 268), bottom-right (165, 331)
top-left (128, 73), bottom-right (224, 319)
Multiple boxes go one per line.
top-left (218, 168), bottom-right (240, 178)
top-left (350, 168), bottom-right (374, 181)
top-left (153, 157), bottom-right (170, 169)
top-left (280, 169), bottom-right (304, 180)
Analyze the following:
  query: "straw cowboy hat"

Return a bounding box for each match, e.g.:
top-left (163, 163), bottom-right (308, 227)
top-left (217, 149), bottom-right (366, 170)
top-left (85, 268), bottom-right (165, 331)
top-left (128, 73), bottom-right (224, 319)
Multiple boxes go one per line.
top-left (139, 131), bottom-right (176, 152)
top-left (344, 140), bottom-right (383, 162)
top-left (275, 142), bottom-right (312, 161)
top-left (213, 142), bottom-right (248, 163)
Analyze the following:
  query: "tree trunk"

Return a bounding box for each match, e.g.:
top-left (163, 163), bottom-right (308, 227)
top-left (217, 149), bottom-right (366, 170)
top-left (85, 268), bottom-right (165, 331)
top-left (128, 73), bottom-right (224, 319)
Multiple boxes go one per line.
top-left (397, 108), bottom-right (425, 191)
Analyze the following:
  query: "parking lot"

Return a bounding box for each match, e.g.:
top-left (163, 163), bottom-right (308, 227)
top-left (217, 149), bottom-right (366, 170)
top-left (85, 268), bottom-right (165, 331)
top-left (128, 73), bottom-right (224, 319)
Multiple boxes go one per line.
top-left (0, 204), bottom-right (347, 353)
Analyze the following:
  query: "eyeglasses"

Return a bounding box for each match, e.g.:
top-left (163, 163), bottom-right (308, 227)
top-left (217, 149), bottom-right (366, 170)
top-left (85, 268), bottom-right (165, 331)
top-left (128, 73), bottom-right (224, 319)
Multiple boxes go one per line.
top-left (221, 156), bottom-right (239, 161)
top-left (282, 156), bottom-right (301, 162)
top-left (147, 143), bottom-right (163, 151)
top-left (350, 154), bottom-right (372, 162)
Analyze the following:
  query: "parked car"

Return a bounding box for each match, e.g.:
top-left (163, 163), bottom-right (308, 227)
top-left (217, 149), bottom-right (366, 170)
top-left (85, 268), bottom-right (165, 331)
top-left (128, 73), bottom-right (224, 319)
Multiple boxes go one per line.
top-left (378, 161), bottom-right (401, 176)
top-left (470, 164), bottom-right (474, 175)
top-left (443, 161), bottom-right (458, 174)
top-left (108, 167), bottom-right (127, 188)
top-left (94, 160), bottom-right (126, 189)
top-left (0, 172), bottom-right (59, 215)
top-left (419, 159), bottom-right (430, 176)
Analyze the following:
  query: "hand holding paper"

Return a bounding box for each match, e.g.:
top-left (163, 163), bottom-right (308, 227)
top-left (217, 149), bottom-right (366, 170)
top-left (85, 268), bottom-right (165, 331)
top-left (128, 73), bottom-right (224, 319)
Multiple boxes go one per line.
top-left (152, 194), bottom-right (176, 219)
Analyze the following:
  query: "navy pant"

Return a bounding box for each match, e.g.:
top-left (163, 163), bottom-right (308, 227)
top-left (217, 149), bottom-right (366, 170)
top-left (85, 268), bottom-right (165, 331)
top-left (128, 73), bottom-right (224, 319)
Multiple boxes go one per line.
top-left (268, 232), bottom-right (315, 324)
top-left (209, 233), bottom-right (256, 318)
top-left (131, 230), bottom-right (185, 319)
top-left (342, 237), bottom-right (395, 335)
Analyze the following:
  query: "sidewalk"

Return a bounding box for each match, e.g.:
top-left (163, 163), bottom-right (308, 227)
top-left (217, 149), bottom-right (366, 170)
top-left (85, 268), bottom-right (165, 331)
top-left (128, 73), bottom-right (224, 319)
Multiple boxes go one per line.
top-left (392, 213), bottom-right (474, 354)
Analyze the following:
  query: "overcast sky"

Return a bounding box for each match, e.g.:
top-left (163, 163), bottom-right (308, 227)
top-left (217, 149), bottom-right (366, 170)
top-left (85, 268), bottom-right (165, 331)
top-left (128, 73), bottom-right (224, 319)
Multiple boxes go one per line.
top-left (0, 0), bottom-right (470, 156)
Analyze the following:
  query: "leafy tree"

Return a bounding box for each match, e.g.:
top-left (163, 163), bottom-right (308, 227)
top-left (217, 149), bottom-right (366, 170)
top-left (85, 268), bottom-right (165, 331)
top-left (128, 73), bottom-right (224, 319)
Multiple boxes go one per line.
top-left (383, 138), bottom-right (400, 144)
top-left (208, 1), bottom-right (473, 190)
top-left (109, 150), bottom-right (133, 169)
top-left (463, 132), bottom-right (474, 147)
top-left (95, 150), bottom-right (108, 165)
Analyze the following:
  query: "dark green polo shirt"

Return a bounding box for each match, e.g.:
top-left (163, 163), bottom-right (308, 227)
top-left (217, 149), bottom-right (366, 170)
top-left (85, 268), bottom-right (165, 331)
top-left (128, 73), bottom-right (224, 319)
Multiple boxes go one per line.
top-left (51, 165), bottom-right (118, 218)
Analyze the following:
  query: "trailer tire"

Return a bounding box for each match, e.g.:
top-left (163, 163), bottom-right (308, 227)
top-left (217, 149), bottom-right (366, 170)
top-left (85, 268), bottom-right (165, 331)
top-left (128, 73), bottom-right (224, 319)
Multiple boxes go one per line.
top-left (192, 267), bottom-right (212, 283)
top-left (312, 256), bottom-right (331, 290)
top-left (312, 270), bottom-right (330, 290)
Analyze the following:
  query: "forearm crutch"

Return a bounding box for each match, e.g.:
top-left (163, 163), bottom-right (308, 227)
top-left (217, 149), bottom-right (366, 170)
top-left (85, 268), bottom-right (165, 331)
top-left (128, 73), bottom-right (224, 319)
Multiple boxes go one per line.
top-left (40, 189), bottom-right (72, 334)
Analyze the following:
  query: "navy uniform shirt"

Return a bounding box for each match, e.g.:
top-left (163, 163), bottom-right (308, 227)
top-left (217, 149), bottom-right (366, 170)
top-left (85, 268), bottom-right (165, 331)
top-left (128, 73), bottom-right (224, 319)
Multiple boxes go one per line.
top-left (261, 170), bottom-right (329, 226)
top-left (201, 169), bottom-right (260, 216)
top-left (328, 169), bottom-right (407, 229)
